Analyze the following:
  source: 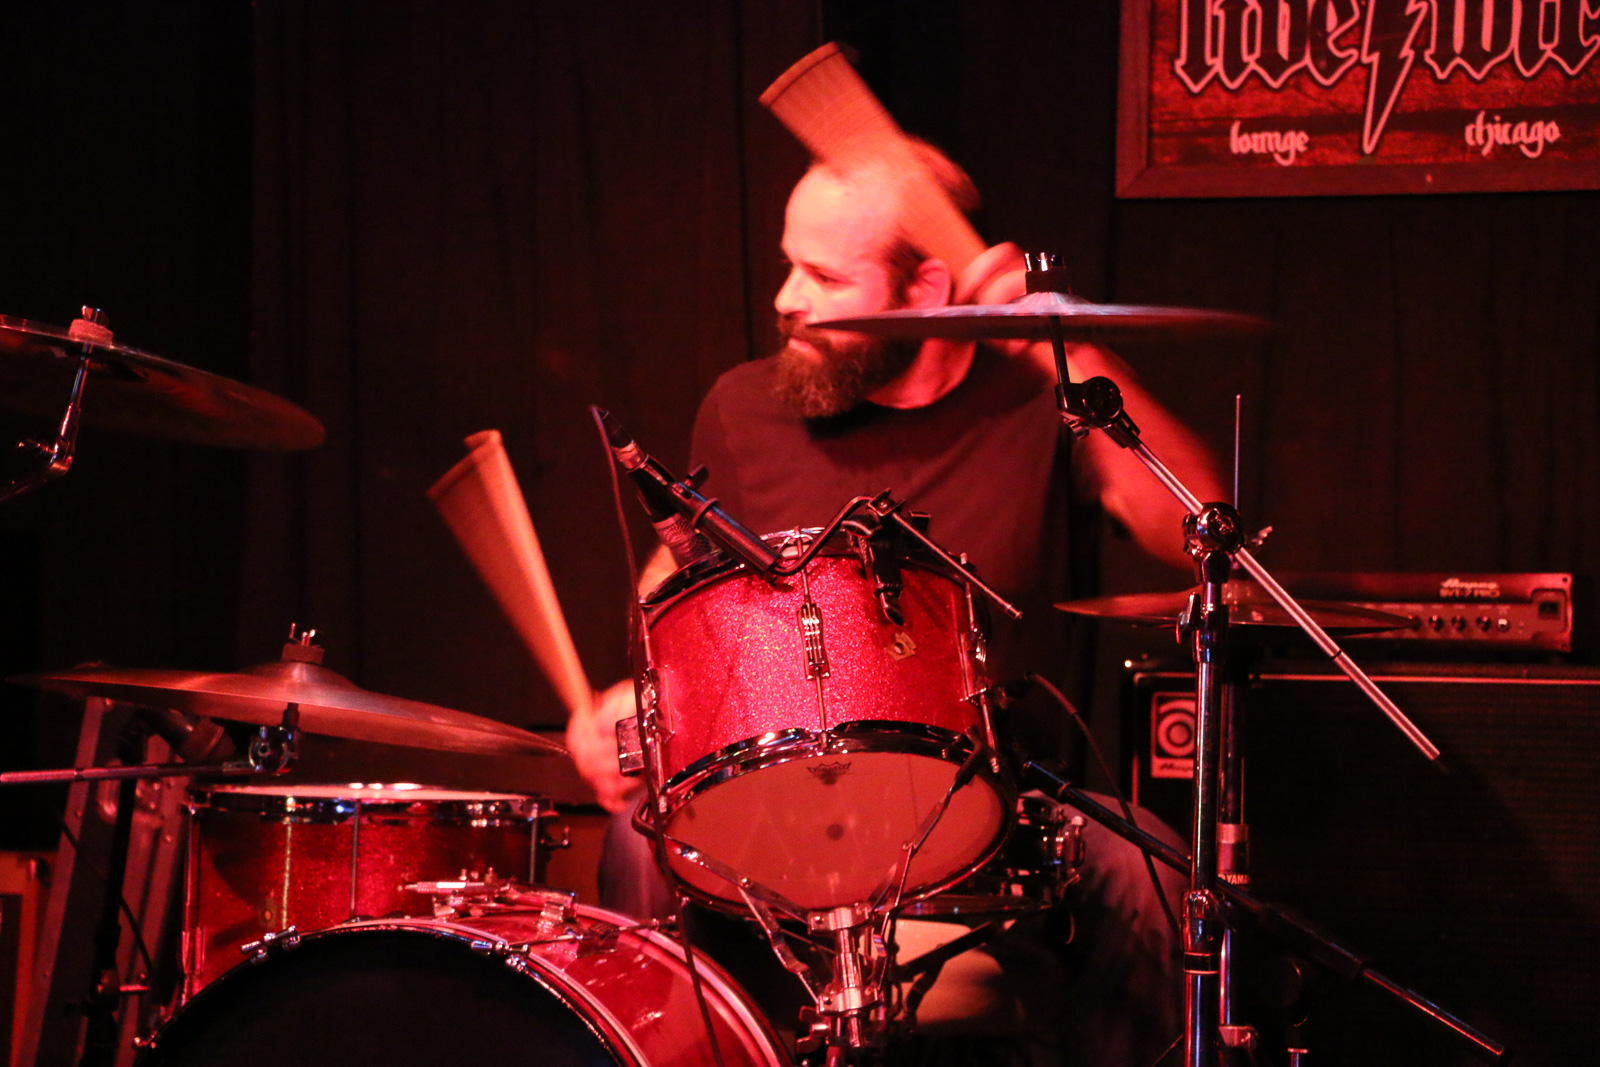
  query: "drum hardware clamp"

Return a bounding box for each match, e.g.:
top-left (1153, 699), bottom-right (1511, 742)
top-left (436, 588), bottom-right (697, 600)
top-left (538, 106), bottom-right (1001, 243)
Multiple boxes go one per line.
top-left (239, 926), bottom-right (301, 962)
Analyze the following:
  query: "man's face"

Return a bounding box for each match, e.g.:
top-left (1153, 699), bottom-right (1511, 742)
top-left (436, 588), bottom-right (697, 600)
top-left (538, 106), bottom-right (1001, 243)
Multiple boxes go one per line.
top-left (772, 168), bottom-right (919, 418)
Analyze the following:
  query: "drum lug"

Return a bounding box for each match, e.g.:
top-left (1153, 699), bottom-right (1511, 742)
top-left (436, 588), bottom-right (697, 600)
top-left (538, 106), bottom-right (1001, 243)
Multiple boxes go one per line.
top-left (615, 716), bottom-right (644, 776)
top-left (534, 887), bottom-right (578, 933)
top-left (798, 597), bottom-right (831, 680)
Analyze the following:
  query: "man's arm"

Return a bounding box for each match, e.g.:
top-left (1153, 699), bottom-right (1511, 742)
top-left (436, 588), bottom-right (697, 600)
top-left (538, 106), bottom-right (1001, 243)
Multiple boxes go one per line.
top-left (565, 542), bottom-right (678, 812)
top-left (1066, 342), bottom-right (1227, 571)
top-left (956, 243), bottom-right (1227, 571)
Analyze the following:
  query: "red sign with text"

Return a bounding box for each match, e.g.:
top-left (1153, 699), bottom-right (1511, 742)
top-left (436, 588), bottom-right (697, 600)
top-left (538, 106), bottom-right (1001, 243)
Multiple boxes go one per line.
top-left (1117, 0), bottom-right (1600, 196)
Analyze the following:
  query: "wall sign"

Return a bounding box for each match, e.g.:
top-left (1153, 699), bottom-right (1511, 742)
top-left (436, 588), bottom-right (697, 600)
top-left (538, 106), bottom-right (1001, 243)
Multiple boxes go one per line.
top-left (1117, 0), bottom-right (1600, 196)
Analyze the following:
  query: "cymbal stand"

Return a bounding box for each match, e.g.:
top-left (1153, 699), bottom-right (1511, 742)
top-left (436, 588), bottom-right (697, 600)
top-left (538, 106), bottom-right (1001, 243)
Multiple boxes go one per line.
top-left (0, 700), bottom-right (296, 1067)
top-left (1022, 253), bottom-right (1442, 1067)
top-left (1216, 666), bottom-right (1255, 1058)
top-left (1018, 763), bottom-right (1507, 1063)
top-left (0, 702), bottom-right (301, 788)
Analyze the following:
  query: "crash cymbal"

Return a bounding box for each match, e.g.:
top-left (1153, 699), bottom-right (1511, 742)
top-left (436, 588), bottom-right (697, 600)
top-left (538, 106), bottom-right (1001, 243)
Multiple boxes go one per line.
top-left (12, 660), bottom-right (564, 757)
top-left (814, 290), bottom-right (1268, 343)
top-left (0, 313), bottom-right (324, 450)
top-left (1056, 580), bottom-right (1416, 634)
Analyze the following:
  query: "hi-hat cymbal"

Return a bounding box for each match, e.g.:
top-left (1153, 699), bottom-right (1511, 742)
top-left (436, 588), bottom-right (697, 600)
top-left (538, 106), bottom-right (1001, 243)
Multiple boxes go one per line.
top-left (1056, 581), bottom-right (1416, 634)
top-left (814, 290), bottom-right (1269, 343)
top-left (12, 660), bottom-right (564, 757)
top-left (0, 314), bottom-right (324, 450)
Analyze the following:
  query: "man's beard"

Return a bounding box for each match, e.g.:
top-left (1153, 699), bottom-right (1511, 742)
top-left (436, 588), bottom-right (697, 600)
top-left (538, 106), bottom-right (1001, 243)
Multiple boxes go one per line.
top-left (772, 315), bottom-right (921, 419)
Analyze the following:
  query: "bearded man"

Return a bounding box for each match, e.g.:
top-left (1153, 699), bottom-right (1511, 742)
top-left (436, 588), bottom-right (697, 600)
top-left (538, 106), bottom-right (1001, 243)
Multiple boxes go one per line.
top-left (570, 151), bottom-right (1226, 1067)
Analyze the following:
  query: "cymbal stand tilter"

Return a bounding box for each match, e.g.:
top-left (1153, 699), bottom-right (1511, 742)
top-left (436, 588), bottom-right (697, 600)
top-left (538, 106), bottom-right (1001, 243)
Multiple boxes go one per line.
top-left (0, 699), bottom-right (301, 789)
top-left (1017, 253), bottom-right (1495, 1067)
top-left (0, 308), bottom-right (102, 505)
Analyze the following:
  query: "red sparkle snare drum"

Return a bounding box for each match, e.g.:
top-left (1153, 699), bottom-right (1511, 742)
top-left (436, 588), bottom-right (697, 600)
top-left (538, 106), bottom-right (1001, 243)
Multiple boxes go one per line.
top-left (143, 901), bottom-right (789, 1067)
top-left (182, 783), bottom-right (553, 995)
top-left (641, 532), bottom-right (1011, 912)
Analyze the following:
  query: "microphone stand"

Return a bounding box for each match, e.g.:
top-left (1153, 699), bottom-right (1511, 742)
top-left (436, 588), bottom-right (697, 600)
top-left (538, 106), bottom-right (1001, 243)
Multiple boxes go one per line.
top-left (1021, 255), bottom-right (1447, 1067)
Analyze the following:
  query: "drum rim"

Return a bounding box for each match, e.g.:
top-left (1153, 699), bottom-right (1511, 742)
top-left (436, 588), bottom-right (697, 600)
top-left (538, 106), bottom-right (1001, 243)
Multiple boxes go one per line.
top-left (186, 785), bottom-right (550, 825)
top-left (152, 909), bottom-right (667, 1067)
top-left (904, 795), bottom-right (1085, 918)
top-left (642, 526), bottom-right (972, 617)
top-left (653, 720), bottom-right (1016, 913)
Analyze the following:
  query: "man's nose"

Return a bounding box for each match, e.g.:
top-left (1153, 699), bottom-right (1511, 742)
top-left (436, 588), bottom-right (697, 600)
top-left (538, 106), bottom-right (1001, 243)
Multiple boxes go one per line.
top-left (774, 267), bottom-right (806, 317)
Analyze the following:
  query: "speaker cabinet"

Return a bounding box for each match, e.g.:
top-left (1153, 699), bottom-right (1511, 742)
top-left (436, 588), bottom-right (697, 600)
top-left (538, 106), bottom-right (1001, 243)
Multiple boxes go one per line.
top-left (1124, 660), bottom-right (1600, 1066)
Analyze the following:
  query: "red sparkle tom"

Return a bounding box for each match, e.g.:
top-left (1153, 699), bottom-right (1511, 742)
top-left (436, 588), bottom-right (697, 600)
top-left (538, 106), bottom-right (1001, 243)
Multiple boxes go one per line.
top-left (182, 782), bottom-right (553, 995)
top-left (640, 530), bottom-right (1011, 912)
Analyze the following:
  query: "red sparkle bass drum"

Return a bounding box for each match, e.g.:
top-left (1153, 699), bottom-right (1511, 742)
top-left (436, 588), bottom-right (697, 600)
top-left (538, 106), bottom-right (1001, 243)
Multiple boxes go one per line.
top-left (140, 899), bottom-right (789, 1067)
top-left (640, 529), bottom-right (1012, 912)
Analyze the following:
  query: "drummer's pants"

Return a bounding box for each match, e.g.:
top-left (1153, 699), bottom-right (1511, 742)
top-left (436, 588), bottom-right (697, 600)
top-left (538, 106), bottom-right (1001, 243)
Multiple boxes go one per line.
top-left (599, 791), bottom-right (1185, 1067)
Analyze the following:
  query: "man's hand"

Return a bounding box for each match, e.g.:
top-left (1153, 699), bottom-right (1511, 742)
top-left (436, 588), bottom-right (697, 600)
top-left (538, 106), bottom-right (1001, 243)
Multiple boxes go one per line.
top-left (952, 242), bottom-right (1058, 371)
top-left (565, 678), bottom-right (643, 813)
top-left (952, 241), bottom-right (1028, 307)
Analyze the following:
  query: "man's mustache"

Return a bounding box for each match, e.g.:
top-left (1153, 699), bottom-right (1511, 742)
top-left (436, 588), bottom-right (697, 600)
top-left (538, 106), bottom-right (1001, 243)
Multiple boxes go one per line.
top-left (777, 316), bottom-right (848, 347)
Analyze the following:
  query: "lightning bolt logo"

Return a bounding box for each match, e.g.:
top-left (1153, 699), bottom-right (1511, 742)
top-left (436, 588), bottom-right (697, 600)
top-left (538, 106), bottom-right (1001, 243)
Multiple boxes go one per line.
top-left (1360, 0), bottom-right (1432, 155)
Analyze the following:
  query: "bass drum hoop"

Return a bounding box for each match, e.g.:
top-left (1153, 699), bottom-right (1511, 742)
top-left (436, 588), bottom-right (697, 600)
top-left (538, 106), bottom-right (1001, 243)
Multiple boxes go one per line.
top-left (141, 908), bottom-right (787, 1067)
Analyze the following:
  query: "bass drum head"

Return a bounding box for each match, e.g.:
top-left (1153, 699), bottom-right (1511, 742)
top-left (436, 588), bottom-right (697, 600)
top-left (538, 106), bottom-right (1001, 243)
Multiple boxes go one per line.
top-left (143, 928), bottom-right (616, 1067)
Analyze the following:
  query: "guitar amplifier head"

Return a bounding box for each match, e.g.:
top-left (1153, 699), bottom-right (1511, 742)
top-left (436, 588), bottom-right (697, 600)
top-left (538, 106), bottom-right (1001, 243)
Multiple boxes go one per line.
top-left (1281, 572), bottom-right (1577, 654)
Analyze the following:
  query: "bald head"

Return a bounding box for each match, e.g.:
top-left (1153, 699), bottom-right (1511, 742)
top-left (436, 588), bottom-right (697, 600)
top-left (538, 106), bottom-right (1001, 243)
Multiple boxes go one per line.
top-left (796, 141), bottom-right (980, 281)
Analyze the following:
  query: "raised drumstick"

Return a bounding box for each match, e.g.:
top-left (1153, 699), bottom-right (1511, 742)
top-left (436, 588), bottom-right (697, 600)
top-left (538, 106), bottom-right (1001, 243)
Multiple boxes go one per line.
top-left (760, 42), bottom-right (986, 278)
top-left (428, 430), bottom-right (593, 721)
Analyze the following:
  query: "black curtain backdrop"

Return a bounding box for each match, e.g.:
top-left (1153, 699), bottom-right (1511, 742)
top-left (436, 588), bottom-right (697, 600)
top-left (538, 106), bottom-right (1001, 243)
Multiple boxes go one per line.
top-left (0, 2), bottom-right (253, 848)
top-left (2, 2), bottom-right (1597, 1061)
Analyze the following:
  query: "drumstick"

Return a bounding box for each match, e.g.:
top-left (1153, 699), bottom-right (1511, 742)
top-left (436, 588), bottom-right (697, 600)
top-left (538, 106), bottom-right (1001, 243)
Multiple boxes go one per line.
top-left (428, 430), bottom-right (594, 721)
top-left (760, 42), bottom-right (986, 279)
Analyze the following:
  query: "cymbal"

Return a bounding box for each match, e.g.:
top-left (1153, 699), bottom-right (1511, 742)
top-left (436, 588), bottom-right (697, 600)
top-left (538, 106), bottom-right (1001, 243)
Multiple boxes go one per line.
top-left (1056, 581), bottom-right (1416, 634)
top-left (12, 660), bottom-right (565, 757)
top-left (0, 314), bottom-right (324, 450)
top-left (814, 290), bottom-right (1269, 343)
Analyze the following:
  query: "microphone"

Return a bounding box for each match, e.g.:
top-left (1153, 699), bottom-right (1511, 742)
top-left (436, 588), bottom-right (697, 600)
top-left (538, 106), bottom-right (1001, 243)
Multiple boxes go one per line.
top-left (596, 408), bottom-right (778, 575)
top-left (138, 705), bottom-right (236, 763)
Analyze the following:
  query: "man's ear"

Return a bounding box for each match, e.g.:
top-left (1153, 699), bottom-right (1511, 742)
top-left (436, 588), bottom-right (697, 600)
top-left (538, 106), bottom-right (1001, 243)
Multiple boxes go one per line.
top-left (904, 256), bottom-right (954, 309)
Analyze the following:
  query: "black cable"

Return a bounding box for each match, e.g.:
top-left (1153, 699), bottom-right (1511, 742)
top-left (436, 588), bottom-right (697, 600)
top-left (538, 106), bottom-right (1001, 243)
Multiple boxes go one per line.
top-left (54, 814), bottom-right (158, 979)
top-left (676, 893), bottom-right (730, 1067)
top-left (1025, 673), bottom-right (1181, 939)
top-left (589, 406), bottom-right (726, 1067)
top-left (1150, 1031), bottom-right (1183, 1067)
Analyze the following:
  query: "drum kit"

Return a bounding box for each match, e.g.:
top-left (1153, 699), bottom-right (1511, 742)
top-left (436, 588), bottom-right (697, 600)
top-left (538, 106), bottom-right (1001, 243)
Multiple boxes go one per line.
top-left (0, 288), bottom-right (1506, 1067)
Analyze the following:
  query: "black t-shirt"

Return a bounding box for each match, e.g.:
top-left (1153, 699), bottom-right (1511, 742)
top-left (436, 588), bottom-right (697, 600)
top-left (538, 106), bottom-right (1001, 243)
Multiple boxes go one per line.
top-left (687, 345), bottom-right (1092, 759)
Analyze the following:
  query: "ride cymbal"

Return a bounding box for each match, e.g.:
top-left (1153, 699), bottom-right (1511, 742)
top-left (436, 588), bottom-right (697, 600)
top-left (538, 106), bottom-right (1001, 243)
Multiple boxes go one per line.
top-left (12, 660), bottom-right (564, 757)
top-left (814, 291), bottom-right (1268, 344)
top-left (0, 313), bottom-right (324, 450)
